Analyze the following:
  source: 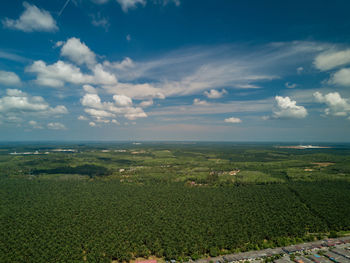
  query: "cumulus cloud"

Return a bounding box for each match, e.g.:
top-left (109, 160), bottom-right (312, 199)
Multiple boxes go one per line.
top-left (124, 107), bottom-right (147, 120)
top-left (314, 91), bottom-right (350, 117)
top-left (27, 38), bottom-right (117, 88)
top-left (103, 57), bottom-right (134, 70)
top-left (89, 121), bottom-right (96, 127)
top-left (297, 67), bottom-right (304, 74)
top-left (314, 49), bottom-right (350, 71)
top-left (139, 100), bottom-right (153, 107)
top-left (85, 108), bottom-right (116, 118)
top-left (28, 120), bottom-right (43, 129)
top-left (272, 96), bottom-right (307, 119)
top-left (92, 64), bottom-right (117, 85)
top-left (0, 71), bottom-right (21, 86)
top-left (81, 93), bottom-right (102, 108)
top-left (81, 92), bottom-right (147, 122)
top-left (224, 117), bottom-right (242, 123)
top-left (47, 122), bottom-right (66, 130)
top-left (0, 89), bottom-right (68, 115)
top-left (193, 98), bottom-right (209, 106)
top-left (26, 60), bottom-right (92, 87)
top-left (113, 95), bottom-right (133, 106)
top-left (60, 37), bottom-right (96, 67)
top-left (0, 89), bottom-right (67, 125)
top-left (2, 2), bottom-right (58, 32)
top-left (112, 119), bottom-right (120, 124)
top-left (117, 0), bottom-right (146, 12)
top-left (204, 89), bottom-right (227, 99)
top-left (330, 68), bottom-right (350, 87)
top-left (83, 84), bottom-right (98, 94)
top-left (26, 60), bottom-right (117, 87)
top-left (78, 115), bottom-right (88, 120)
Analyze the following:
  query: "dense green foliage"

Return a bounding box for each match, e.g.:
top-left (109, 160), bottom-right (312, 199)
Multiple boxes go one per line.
top-left (0, 143), bottom-right (350, 262)
top-left (291, 181), bottom-right (350, 231)
top-left (32, 164), bottom-right (110, 178)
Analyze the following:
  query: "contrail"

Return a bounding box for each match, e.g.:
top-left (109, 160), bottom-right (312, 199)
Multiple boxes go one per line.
top-left (58, 0), bottom-right (71, 17)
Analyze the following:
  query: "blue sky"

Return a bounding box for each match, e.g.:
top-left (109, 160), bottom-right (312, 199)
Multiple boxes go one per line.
top-left (1, 0), bottom-right (350, 142)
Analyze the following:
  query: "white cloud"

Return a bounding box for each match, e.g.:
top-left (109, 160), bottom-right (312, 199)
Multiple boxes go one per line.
top-left (110, 41), bottom-right (326, 99)
top-left (28, 120), bottom-right (37, 126)
top-left (113, 95), bottom-right (133, 107)
top-left (103, 82), bottom-right (165, 100)
top-left (92, 64), bottom-right (117, 85)
top-left (103, 57), bottom-right (134, 70)
top-left (26, 60), bottom-right (117, 87)
top-left (272, 96), bottom-right (307, 119)
top-left (0, 89), bottom-right (68, 118)
top-left (83, 84), bottom-right (98, 94)
top-left (124, 107), bottom-right (147, 120)
top-left (81, 92), bottom-right (147, 121)
top-left (330, 68), bottom-right (350, 87)
top-left (0, 71), bottom-right (21, 86)
top-left (149, 99), bottom-right (272, 117)
top-left (93, 0), bottom-right (180, 11)
top-left (204, 89), bottom-right (227, 99)
top-left (234, 84), bottom-right (261, 89)
top-left (126, 34), bottom-right (131, 42)
top-left (49, 105), bottom-right (68, 114)
top-left (89, 121), bottom-right (96, 127)
top-left (47, 122), bottom-right (66, 130)
top-left (139, 100), bottom-right (153, 107)
top-left (95, 118), bottom-right (110, 123)
top-left (81, 93), bottom-right (102, 108)
top-left (85, 108), bottom-right (116, 118)
top-left (2, 2), bottom-right (58, 32)
top-left (60, 37), bottom-right (96, 67)
top-left (28, 120), bottom-right (43, 129)
top-left (0, 51), bottom-right (29, 63)
top-left (297, 66), bottom-right (304, 74)
top-left (224, 117), bottom-right (242, 123)
top-left (78, 115), bottom-right (88, 120)
top-left (112, 119), bottom-right (120, 124)
top-left (26, 60), bottom-right (92, 87)
top-left (193, 98), bottom-right (209, 106)
top-left (285, 82), bottom-right (297, 89)
top-left (90, 13), bottom-right (109, 31)
top-left (116, 0), bottom-right (146, 12)
top-left (314, 91), bottom-right (350, 117)
top-left (314, 49), bottom-right (350, 71)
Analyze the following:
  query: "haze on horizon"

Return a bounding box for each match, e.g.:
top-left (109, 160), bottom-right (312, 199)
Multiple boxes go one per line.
top-left (0, 0), bottom-right (350, 142)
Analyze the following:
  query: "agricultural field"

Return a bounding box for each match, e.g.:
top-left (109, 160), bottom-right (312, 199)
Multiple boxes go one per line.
top-left (1, 142), bottom-right (350, 262)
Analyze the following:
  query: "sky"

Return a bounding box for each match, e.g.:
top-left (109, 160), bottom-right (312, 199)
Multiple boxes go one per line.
top-left (0, 0), bottom-right (350, 142)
